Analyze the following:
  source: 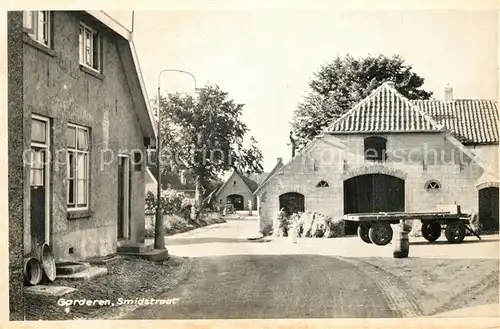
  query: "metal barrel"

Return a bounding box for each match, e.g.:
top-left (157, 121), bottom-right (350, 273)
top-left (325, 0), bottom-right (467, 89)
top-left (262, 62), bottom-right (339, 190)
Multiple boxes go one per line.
top-left (37, 243), bottom-right (57, 282)
top-left (24, 257), bottom-right (43, 286)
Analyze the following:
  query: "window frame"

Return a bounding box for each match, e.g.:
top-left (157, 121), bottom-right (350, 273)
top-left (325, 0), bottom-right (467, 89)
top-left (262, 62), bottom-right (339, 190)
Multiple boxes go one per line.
top-left (316, 180), bottom-right (330, 188)
top-left (23, 10), bottom-right (52, 48)
top-left (66, 123), bottom-right (90, 211)
top-left (424, 180), bottom-right (442, 192)
top-left (79, 22), bottom-right (101, 73)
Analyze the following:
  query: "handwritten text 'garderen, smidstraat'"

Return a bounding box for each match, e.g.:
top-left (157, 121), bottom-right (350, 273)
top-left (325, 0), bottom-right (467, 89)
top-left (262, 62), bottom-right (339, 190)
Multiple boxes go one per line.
top-left (57, 297), bottom-right (180, 307)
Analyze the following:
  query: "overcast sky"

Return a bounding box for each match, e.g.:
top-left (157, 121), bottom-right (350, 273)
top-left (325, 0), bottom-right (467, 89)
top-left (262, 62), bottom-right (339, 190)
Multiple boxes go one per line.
top-left (106, 8), bottom-right (498, 173)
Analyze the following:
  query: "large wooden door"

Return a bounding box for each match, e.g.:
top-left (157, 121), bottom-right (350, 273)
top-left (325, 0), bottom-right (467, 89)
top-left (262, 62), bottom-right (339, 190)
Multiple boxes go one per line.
top-left (343, 174), bottom-right (405, 234)
top-left (479, 187), bottom-right (499, 232)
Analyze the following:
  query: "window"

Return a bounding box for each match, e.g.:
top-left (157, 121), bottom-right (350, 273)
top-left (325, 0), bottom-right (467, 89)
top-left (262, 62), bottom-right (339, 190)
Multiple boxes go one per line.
top-left (30, 148), bottom-right (45, 187)
top-left (67, 124), bottom-right (90, 210)
top-left (79, 23), bottom-right (100, 71)
top-left (364, 136), bottom-right (387, 161)
top-left (425, 180), bottom-right (441, 191)
top-left (316, 180), bottom-right (330, 188)
top-left (30, 117), bottom-right (50, 188)
top-left (23, 11), bottom-right (51, 47)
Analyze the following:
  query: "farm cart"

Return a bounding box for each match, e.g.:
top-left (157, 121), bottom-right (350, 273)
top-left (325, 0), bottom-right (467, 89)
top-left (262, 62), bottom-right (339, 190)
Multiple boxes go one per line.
top-left (343, 211), bottom-right (481, 246)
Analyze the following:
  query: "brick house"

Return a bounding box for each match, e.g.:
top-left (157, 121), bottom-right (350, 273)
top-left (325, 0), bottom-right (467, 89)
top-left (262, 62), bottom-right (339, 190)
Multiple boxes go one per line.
top-left (21, 10), bottom-right (156, 261)
top-left (254, 82), bottom-right (498, 234)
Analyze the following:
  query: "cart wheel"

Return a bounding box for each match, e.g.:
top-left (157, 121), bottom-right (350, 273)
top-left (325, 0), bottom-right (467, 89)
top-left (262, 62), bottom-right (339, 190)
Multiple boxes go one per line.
top-left (421, 223), bottom-right (441, 242)
top-left (357, 223), bottom-right (372, 244)
top-left (368, 223), bottom-right (393, 246)
top-left (445, 222), bottom-right (466, 243)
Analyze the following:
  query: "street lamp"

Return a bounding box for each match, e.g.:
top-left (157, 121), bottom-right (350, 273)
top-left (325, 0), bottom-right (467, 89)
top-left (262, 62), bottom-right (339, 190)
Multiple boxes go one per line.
top-left (154, 69), bottom-right (197, 250)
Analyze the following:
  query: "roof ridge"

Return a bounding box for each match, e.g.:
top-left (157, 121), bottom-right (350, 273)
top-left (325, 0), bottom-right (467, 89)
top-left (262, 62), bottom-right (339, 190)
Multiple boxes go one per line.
top-left (384, 83), bottom-right (445, 132)
top-left (325, 81), bottom-right (442, 133)
top-left (325, 82), bottom-right (390, 131)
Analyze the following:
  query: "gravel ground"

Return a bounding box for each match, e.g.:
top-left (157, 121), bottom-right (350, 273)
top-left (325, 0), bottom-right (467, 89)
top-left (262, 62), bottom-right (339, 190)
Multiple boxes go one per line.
top-left (353, 257), bottom-right (499, 316)
top-left (24, 255), bottom-right (191, 320)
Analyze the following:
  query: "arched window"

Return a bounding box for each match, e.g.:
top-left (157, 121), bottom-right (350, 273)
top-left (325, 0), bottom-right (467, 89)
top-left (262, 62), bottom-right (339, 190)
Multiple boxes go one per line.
top-left (316, 180), bottom-right (330, 188)
top-left (364, 136), bottom-right (387, 161)
top-left (425, 180), bottom-right (441, 191)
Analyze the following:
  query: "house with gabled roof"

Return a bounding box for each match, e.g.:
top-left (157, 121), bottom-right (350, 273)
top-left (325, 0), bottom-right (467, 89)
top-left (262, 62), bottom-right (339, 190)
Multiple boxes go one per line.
top-left (206, 170), bottom-right (265, 211)
top-left (18, 10), bottom-right (160, 262)
top-left (254, 81), bottom-right (499, 234)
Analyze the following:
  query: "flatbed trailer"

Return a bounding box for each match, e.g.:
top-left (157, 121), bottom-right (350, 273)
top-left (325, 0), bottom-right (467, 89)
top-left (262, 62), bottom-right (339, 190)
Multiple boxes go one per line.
top-left (343, 211), bottom-right (481, 246)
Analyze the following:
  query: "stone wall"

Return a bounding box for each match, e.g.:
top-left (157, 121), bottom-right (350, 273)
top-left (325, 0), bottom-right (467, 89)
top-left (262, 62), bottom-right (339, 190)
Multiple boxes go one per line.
top-left (8, 11), bottom-right (25, 321)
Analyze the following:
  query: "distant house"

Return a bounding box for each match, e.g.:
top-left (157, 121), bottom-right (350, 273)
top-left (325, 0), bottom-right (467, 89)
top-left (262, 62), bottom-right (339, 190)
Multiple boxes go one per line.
top-left (203, 159), bottom-right (284, 211)
top-left (18, 11), bottom-right (157, 262)
top-left (206, 171), bottom-right (259, 211)
top-left (145, 164), bottom-right (196, 198)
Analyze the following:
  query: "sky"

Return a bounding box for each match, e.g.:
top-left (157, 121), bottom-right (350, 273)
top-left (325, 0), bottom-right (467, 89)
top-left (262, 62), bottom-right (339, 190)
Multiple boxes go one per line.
top-left (105, 8), bottom-right (498, 173)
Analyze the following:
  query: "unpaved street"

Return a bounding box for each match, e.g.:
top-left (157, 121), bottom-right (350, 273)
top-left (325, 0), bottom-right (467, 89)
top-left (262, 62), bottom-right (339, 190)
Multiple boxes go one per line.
top-left (130, 215), bottom-right (499, 319)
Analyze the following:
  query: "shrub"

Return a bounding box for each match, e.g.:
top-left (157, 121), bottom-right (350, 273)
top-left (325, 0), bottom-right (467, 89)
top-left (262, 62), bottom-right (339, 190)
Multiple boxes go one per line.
top-left (144, 189), bottom-right (195, 218)
top-left (273, 210), bottom-right (345, 238)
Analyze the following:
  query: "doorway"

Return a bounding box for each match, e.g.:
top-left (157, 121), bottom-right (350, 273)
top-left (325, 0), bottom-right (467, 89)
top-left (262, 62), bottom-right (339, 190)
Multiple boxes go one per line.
top-left (478, 186), bottom-right (499, 232)
top-left (343, 174), bottom-right (405, 234)
top-left (227, 194), bottom-right (244, 211)
top-left (30, 115), bottom-right (51, 248)
top-left (117, 155), bottom-right (132, 239)
top-left (279, 192), bottom-right (305, 216)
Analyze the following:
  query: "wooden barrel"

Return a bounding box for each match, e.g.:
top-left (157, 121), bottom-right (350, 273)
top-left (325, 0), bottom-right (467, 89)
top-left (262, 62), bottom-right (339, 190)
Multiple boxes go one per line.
top-left (24, 257), bottom-right (43, 286)
top-left (36, 243), bottom-right (57, 282)
top-left (393, 230), bottom-right (409, 258)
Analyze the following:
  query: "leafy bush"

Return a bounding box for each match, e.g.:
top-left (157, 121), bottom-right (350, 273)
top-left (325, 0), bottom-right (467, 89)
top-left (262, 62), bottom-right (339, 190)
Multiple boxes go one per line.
top-left (145, 189), bottom-right (195, 218)
top-left (273, 210), bottom-right (345, 238)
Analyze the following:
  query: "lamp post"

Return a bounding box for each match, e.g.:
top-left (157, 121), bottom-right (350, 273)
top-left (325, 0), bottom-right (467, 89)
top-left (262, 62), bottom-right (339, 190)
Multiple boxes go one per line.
top-left (154, 69), bottom-right (197, 250)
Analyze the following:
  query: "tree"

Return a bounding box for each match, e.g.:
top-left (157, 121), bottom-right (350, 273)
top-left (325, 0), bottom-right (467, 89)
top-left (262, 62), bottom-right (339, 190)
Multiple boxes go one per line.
top-left (290, 54), bottom-right (433, 148)
top-left (155, 84), bottom-right (264, 218)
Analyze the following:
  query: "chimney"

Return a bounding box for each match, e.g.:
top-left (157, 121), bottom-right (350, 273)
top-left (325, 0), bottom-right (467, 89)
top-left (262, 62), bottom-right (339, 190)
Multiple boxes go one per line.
top-left (277, 157), bottom-right (283, 164)
top-left (445, 84), bottom-right (453, 102)
top-left (386, 81), bottom-right (395, 88)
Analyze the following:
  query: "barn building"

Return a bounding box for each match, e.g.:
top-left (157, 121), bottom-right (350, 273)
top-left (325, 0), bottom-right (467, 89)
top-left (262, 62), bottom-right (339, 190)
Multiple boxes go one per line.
top-left (254, 82), bottom-right (499, 235)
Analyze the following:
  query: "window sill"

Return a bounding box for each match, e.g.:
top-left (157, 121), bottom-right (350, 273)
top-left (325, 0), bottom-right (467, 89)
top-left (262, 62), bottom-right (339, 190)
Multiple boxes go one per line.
top-left (79, 64), bottom-right (104, 80)
top-left (67, 209), bottom-right (93, 220)
top-left (23, 33), bottom-right (56, 57)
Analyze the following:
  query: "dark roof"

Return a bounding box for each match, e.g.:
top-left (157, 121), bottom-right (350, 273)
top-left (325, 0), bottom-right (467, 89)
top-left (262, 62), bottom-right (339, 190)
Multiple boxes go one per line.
top-left (253, 158), bottom-right (285, 194)
top-left (147, 165), bottom-right (195, 191)
top-left (327, 82), bottom-right (441, 134)
top-left (249, 172), bottom-right (269, 185)
top-left (240, 175), bottom-right (259, 193)
top-left (412, 99), bottom-right (499, 144)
